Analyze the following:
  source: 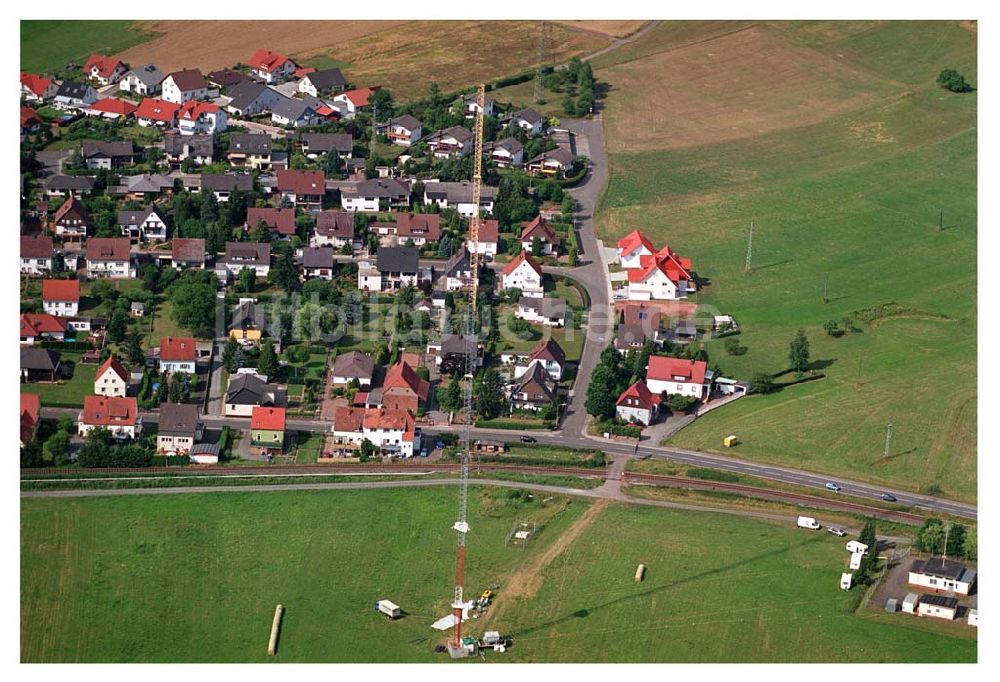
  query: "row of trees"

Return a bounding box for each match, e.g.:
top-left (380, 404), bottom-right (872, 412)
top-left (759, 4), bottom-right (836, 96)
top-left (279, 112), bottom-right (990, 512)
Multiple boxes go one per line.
top-left (913, 518), bottom-right (976, 560)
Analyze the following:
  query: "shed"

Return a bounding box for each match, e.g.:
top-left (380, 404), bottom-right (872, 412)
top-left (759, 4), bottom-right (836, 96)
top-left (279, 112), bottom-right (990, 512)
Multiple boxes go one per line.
top-left (968, 609), bottom-right (978, 627)
top-left (885, 598), bottom-right (898, 613)
top-left (901, 592), bottom-right (919, 614)
top-left (189, 443), bottom-right (220, 464)
top-left (723, 435), bottom-right (738, 448)
top-left (130, 301), bottom-right (145, 317)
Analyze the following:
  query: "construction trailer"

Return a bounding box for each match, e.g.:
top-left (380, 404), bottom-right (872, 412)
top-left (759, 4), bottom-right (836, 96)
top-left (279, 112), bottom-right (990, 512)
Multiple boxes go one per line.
top-left (376, 600), bottom-right (401, 619)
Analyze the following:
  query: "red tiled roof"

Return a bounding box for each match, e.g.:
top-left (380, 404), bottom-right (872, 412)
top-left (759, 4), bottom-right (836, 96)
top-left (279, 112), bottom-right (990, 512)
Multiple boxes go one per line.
top-left (21, 313), bottom-right (68, 337)
top-left (179, 100), bottom-right (219, 120)
top-left (21, 235), bottom-right (53, 259)
top-left (520, 215), bottom-right (556, 243)
top-left (96, 355), bottom-right (129, 383)
top-left (21, 393), bottom-right (40, 442)
top-left (251, 405), bottom-right (286, 431)
top-left (383, 360), bottom-right (430, 403)
top-left (136, 97), bottom-right (180, 123)
top-left (172, 238), bottom-right (206, 263)
top-left (84, 54), bottom-right (125, 80)
top-left (626, 251), bottom-right (689, 284)
top-left (21, 73), bottom-right (53, 97)
top-left (646, 356), bottom-right (707, 386)
top-left (42, 279), bottom-right (80, 303)
top-left (21, 106), bottom-right (42, 128)
top-left (617, 229), bottom-right (655, 255)
top-left (333, 405), bottom-right (366, 432)
top-left (338, 86), bottom-right (380, 108)
top-left (246, 207), bottom-right (296, 235)
top-left (159, 336), bottom-right (197, 362)
top-left (248, 49), bottom-right (293, 73)
top-left (477, 219), bottom-right (499, 244)
top-left (616, 380), bottom-right (661, 409)
top-left (501, 250), bottom-right (542, 277)
top-left (82, 395), bottom-right (138, 427)
top-left (294, 66), bottom-right (317, 78)
top-left (54, 196), bottom-right (88, 224)
top-left (89, 98), bottom-right (138, 116)
top-left (86, 237), bottom-right (130, 262)
top-left (362, 407), bottom-right (416, 440)
top-left (276, 169), bottom-right (325, 195)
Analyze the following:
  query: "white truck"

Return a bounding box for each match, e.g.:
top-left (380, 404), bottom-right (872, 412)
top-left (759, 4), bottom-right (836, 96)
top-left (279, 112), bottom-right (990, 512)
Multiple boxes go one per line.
top-left (375, 600), bottom-right (401, 619)
top-left (797, 516), bottom-right (821, 530)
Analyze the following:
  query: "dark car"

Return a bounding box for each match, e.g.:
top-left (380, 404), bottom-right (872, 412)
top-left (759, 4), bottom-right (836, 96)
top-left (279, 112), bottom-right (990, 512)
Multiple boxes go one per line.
top-left (519, 436), bottom-right (537, 444)
top-left (880, 493), bottom-right (898, 502)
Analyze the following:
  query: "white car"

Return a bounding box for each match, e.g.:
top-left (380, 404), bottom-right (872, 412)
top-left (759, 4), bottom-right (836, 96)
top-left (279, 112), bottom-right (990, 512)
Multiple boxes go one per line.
top-left (827, 527), bottom-right (847, 537)
top-left (825, 482), bottom-right (841, 492)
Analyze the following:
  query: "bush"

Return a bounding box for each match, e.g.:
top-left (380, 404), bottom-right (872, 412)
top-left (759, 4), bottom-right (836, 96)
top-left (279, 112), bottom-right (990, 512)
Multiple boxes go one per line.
top-left (596, 421), bottom-right (642, 438)
top-left (749, 372), bottom-right (775, 395)
top-left (937, 69), bottom-right (973, 93)
top-left (151, 455), bottom-right (191, 467)
top-left (687, 467), bottom-right (740, 483)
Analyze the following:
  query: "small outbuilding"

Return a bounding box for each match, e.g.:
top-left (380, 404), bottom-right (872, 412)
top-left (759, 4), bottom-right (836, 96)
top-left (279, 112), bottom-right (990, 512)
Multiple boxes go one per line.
top-left (917, 594), bottom-right (959, 621)
top-left (901, 593), bottom-right (919, 614)
top-left (840, 573), bottom-right (852, 591)
top-left (968, 609), bottom-right (978, 627)
top-left (885, 598), bottom-right (898, 613)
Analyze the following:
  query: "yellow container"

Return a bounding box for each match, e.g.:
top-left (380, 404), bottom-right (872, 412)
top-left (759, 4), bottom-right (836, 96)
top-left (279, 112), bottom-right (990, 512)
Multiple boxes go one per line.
top-left (724, 435), bottom-right (738, 448)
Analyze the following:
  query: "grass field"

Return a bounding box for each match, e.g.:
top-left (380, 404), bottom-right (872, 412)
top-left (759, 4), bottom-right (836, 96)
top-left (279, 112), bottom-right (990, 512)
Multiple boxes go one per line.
top-left (21, 488), bottom-right (975, 662)
top-left (20, 20), bottom-right (159, 75)
top-left (593, 21), bottom-right (977, 501)
top-left (21, 352), bottom-right (96, 408)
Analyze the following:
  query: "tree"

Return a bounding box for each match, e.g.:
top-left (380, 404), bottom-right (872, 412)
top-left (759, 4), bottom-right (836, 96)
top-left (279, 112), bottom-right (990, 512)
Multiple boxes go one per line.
top-left (369, 88), bottom-right (395, 119)
top-left (531, 236), bottom-right (543, 257)
top-left (668, 394), bottom-right (694, 413)
top-left (724, 337), bottom-right (741, 355)
top-left (258, 340), bottom-right (279, 378)
top-left (962, 527), bottom-right (977, 561)
top-left (125, 335), bottom-right (145, 366)
top-left (915, 518), bottom-right (946, 555)
top-left (749, 372), bottom-right (774, 395)
top-left (372, 345), bottom-right (389, 366)
top-left (474, 367), bottom-right (506, 420)
top-left (937, 69), bottom-right (972, 93)
top-left (584, 363), bottom-right (620, 420)
top-left (946, 523), bottom-right (967, 558)
top-left (107, 309), bottom-right (127, 344)
top-left (788, 328), bottom-right (810, 374)
top-left (89, 279), bottom-right (117, 305)
top-left (823, 319), bottom-right (841, 337)
top-left (359, 438), bottom-right (377, 462)
top-left (249, 218), bottom-right (272, 244)
top-left (269, 248), bottom-right (299, 293)
top-left (856, 518), bottom-right (879, 583)
top-left (439, 374), bottom-right (463, 412)
top-left (237, 267), bottom-right (256, 294)
top-left (42, 429), bottom-right (71, 466)
top-left (222, 337), bottom-right (241, 373)
top-left (170, 279), bottom-right (217, 336)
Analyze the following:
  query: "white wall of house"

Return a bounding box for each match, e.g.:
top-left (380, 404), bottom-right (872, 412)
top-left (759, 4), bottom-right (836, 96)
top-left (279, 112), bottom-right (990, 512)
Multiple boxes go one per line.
top-left (628, 269), bottom-right (681, 301)
top-left (503, 262), bottom-right (543, 297)
top-left (521, 238), bottom-right (555, 255)
top-left (342, 195), bottom-right (379, 212)
top-left (225, 403), bottom-right (256, 418)
top-left (907, 572), bottom-right (974, 596)
top-left (618, 246), bottom-right (652, 269)
top-left (616, 403), bottom-right (655, 426)
top-left (161, 78), bottom-right (208, 104)
top-left (94, 368), bottom-right (127, 397)
top-left (916, 602), bottom-right (957, 620)
top-left (78, 421), bottom-right (140, 439)
top-left (43, 299), bottom-right (78, 317)
top-left (158, 434), bottom-right (195, 454)
top-left (332, 374), bottom-right (372, 389)
top-left (21, 257), bottom-right (52, 275)
top-left (87, 259), bottom-right (135, 279)
top-left (159, 359), bottom-right (196, 374)
top-left (513, 358), bottom-right (562, 382)
top-left (645, 377), bottom-right (704, 400)
top-left (515, 305), bottom-right (563, 327)
top-left (466, 239), bottom-right (497, 257)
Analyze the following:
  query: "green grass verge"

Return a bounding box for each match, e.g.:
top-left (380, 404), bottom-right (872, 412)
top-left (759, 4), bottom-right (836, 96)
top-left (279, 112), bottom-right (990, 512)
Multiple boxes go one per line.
top-left (21, 20), bottom-right (160, 75)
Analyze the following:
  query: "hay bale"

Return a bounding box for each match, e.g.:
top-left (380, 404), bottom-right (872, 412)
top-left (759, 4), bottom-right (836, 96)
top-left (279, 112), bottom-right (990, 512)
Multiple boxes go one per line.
top-left (268, 604), bottom-right (284, 656)
top-left (634, 563), bottom-right (646, 582)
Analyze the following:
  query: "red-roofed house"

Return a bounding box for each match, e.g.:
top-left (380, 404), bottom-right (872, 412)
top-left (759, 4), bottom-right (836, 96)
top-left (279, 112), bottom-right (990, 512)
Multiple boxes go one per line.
top-left (21, 235), bottom-right (54, 275)
top-left (616, 381), bottom-right (662, 425)
top-left (21, 393), bottom-right (41, 446)
top-left (86, 238), bottom-right (135, 279)
top-left (247, 49), bottom-right (297, 83)
top-left (626, 245), bottom-right (695, 301)
top-left (94, 356), bottom-right (129, 397)
top-left (21, 106), bottom-right (42, 133)
top-left (617, 229), bottom-right (656, 269)
top-left (251, 406), bottom-right (286, 452)
top-left (333, 86), bottom-right (381, 118)
top-left (159, 337), bottom-right (197, 374)
top-left (467, 219), bottom-right (499, 258)
top-left (331, 406), bottom-right (420, 458)
top-left (501, 251), bottom-right (543, 298)
top-left (246, 207), bottom-right (296, 237)
top-left (79, 395), bottom-right (141, 439)
top-left (276, 170), bottom-right (326, 210)
top-left (178, 100), bottom-right (227, 135)
top-left (42, 279), bottom-right (80, 317)
top-left (53, 196), bottom-right (89, 241)
top-left (645, 356), bottom-right (711, 400)
top-left (86, 98), bottom-right (138, 120)
top-left (520, 215), bottom-right (559, 255)
top-left (21, 73), bottom-right (57, 102)
top-left (381, 359), bottom-right (431, 414)
top-left (172, 238), bottom-right (207, 269)
top-left (20, 313), bottom-right (68, 344)
top-left (136, 97), bottom-right (181, 128)
top-left (83, 54), bottom-right (128, 86)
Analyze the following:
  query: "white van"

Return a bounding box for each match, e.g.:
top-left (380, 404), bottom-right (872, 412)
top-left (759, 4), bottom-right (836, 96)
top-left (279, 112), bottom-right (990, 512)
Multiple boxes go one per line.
top-left (797, 516), bottom-right (821, 530)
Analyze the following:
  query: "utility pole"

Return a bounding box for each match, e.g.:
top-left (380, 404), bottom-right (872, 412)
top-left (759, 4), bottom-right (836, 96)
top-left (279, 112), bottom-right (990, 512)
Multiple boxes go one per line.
top-left (370, 105), bottom-right (378, 162)
top-left (856, 352), bottom-right (864, 385)
top-left (534, 21), bottom-right (547, 104)
top-left (883, 423), bottom-right (893, 460)
top-left (744, 221), bottom-right (754, 272)
top-left (943, 523), bottom-right (950, 560)
top-left (939, 208), bottom-right (944, 231)
top-left (822, 273), bottom-right (829, 304)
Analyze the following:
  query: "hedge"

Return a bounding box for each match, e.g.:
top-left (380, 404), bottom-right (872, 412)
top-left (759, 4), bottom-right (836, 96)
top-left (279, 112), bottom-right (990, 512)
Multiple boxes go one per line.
top-left (151, 455), bottom-right (191, 467)
top-left (474, 418), bottom-right (552, 430)
top-left (556, 166), bottom-right (588, 188)
top-left (492, 71), bottom-right (535, 89)
top-left (39, 340), bottom-right (94, 351)
top-left (686, 467), bottom-right (740, 483)
top-left (596, 421), bottom-right (642, 438)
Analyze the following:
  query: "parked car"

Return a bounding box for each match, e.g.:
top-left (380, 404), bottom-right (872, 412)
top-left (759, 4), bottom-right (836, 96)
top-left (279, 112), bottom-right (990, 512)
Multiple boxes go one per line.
top-left (880, 493), bottom-right (897, 502)
top-left (520, 436), bottom-right (537, 443)
top-left (825, 482), bottom-right (841, 492)
top-left (827, 527), bottom-right (847, 537)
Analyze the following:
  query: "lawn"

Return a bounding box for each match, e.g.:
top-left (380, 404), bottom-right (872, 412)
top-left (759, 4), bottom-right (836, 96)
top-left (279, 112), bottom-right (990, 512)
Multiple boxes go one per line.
top-left (293, 433), bottom-right (324, 464)
top-left (593, 21), bottom-right (977, 501)
top-left (21, 352), bottom-right (96, 408)
top-left (20, 20), bottom-right (160, 75)
top-left (147, 300), bottom-right (198, 346)
top-left (21, 488), bottom-right (975, 662)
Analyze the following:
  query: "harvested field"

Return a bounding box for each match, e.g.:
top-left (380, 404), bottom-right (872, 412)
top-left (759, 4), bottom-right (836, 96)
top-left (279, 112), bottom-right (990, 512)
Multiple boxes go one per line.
top-left (118, 20), bottom-right (405, 74)
top-left (553, 20), bottom-right (650, 38)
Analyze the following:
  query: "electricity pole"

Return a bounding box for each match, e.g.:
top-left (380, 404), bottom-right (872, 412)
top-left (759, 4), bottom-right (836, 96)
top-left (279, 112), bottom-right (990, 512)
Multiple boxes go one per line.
top-left (822, 273), bottom-right (829, 304)
top-left (938, 209), bottom-right (944, 231)
top-left (744, 221), bottom-right (754, 272)
top-left (883, 423), bottom-right (893, 460)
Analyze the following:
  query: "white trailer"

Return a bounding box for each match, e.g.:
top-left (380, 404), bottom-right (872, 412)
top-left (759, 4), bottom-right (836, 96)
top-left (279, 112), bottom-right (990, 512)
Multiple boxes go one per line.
top-left (845, 540), bottom-right (869, 554)
top-left (840, 573), bottom-right (853, 590)
top-left (849, 551), bottom-right (864, 570)
top-left (376, 600), bottom-right (401, 619)
top-left (797, 516), bottom-right (821, 530)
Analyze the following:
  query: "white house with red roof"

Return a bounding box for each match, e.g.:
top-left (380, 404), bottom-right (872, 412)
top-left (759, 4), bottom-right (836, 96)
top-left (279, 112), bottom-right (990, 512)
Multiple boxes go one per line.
top-left (501, 251), bottom-right (544, 298)
top-left (333, 86), bottom-right (380, 118)
top-left (83, 54), bottom-right (128, 86)
top-left (247, 49), bottom-right (297, 84)
top-left (21, 73), bottom-right (58, 102)
top-left (78, 395), bottom-right (141, 439)
top-left (276, 170), bottom-right (326, 210)
top-left (42, 279), bottom-right (80, 317)
top-left (520, 215), bottom-right (559, 255)
top-left (616, 381), bottom-right (662, 425)
top-left (645, 356), bottom-right (711, 400)
top-left (466, 219), bottom-right (499, 258)
top-left (94, 356), bottom-right (129, 397)
top-left (177, 100), bottom-right (227, 135)
top-left (20, 313), bottom-right (67, 345)
top-left (627, 246), bottom-right (695, 301)
top-left (136, 98), bottom-right (180, 128)
top-left (158, 336), bottom-right (198, 374)
top-left (617, 229), bottom-right (656, 269)
top-left (331, 406), bottom-right (421, 458)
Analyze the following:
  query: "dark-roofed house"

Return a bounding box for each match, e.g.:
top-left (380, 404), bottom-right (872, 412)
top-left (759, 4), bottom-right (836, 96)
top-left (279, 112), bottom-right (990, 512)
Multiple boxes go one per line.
top-left (342, 178), bottom-right (411, 212)
top-left (276, 170), bottom-right (325, 210)
top-left (228, 132), bottom-right (274, 170)
top-left (53, 81), bottom-right (98, 111)
top-left (502, 337), bottom-right (566, 382)
top-left (118, 205), bottom-right (169, 242)
top-left (509, 107), bottom-right (544, 135)
top-left (229, 300), bottom-right (270, 345)
top-left (423, 181), bottom-right (496, 217)
top-left (484, 137), bottom-right (524, 167)
top-left (908, 557), bottom-right (977, 596)
top-left (508, 361), bottom-right (555, 412)
top-left (157, 403), bottom-right (202, 455)
top-left (225, 372), bottom-right (286, 417)
top-left (374, 246), bottom-right (420, 291)
top-left (201, 173), bottom-right (253, 202)
top-left (53, 196), bottom-right (89, 241)
top-left (313, 210), bottom-right (355, 247)
top-left (526, 146), bottom-right (577, 177)
top-left (164, 132), bottom-right (214, 167)
top-left (427, 334), bottom-right (482, 374)
top-left (301, 133), bottom-right (354, 159)
top-left (331, 351), bottom-right (375, 388)
top-left (426, 125), bottom-right (473, 158)
top-left (516, 296), bottom-right (567, 327)
top-left (81, 140), bottom-right (135, 169)
top-left (172, 238), bottom-right (207, 269)
top-left (301, 247), bottom-right (335, 280)
top-left (217, 241), bottom-right (271, 281)
top-left (208, 68), bottom-right (249, 90)
top-left (520, 215), bottom-right (559, 255)
top-left (299, 68), bottom-right (347, 97)
top-left (161, 69), bottom-right (210, 104)
top-left (455, 92), bottom-right (496, 118)
top-left (20, 236), bottom-right (54, 275)
top-left (226, 81), bottom-right (281, 118)
top-left (21, 347), bottom-right (62, 382)
top-left (271, 96), bottom-right (319, 128)
top-left (916, 594), bottom-right (960, 621)
top-left (246, 207), bottom-right (296, 237)
top-left (386, 115), bottom-right (422, 147)
top-left (44, 175), bottom-right (95, 199)
top-left (120, 63), bottom-right (165, 96)
top-left (441, 248), bottom-right (474, 291)
top-left (115, 173), bottom-right (175, 202)
top-left (86, 238), bottom-right (134, 278)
